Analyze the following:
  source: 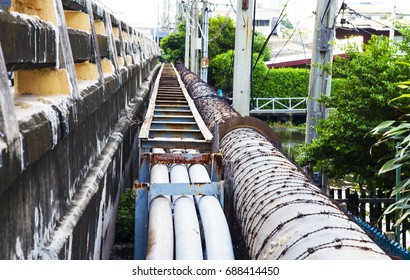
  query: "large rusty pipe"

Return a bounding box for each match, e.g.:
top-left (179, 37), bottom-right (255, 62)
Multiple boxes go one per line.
top-left (175, 64), bottom-right (390, 260)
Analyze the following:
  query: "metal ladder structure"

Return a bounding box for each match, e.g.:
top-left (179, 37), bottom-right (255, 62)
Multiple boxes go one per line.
top-left (139, 63), bottom-right (213, 151)
top-left (134, 63), bottom-right (231, 260)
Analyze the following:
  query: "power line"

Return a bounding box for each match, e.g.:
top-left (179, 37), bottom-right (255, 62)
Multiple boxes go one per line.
top-left (344, 4), bottom-right (400, 32)
top-left (252, 0), bottom-right (290, 71)
top-left (321, 0), bottom-right (345, 30)
top-left (208, 1), bottom-right (236, 42)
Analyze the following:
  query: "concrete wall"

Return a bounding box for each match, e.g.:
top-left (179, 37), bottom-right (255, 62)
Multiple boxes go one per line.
top-left (0, 0), bottom-right (160, 259)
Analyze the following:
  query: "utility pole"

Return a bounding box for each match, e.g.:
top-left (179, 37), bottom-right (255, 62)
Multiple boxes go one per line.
top-left (190, 0), bottom-right (199, 74)
top-left (389, 0), bottom-right (397, 41)
top-left (305, 0), bottom-right (338, 144)
top-left (184, 0), bottom-right (190, 68)
top-left (305, 0), bottom-right (338, 189)
top-left (200, 0), bottom-right (209, 82)
top-left (232, 0), bottom-right (254, 116)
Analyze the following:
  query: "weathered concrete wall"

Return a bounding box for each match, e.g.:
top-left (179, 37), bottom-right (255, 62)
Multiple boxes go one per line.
top-left (0, 0), bottom-right (160, 259)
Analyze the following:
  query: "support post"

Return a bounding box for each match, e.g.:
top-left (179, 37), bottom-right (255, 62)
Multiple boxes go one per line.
top-left (305, 0), bottom-right (338, 144)
top-left (134, 186), bottom-right (148, 260)
top-left (86, 0), bottom-right (104, 86)
top-left (104, 10), bottom-right (120, 74)
top-left (54, 0), bottom-right (79, 99)
top-left (389, 0), bottom-right (397, 41)
top-left (200, 0), bottom-right (209, 82)
top-left (395, 143), bottom-right (401, 243)
top-left (190, 0), bottom-right (198, 74)
top-left (184, 0), bottom-right (190, 69)
top-left (232, 0), bottom-right (254, 116)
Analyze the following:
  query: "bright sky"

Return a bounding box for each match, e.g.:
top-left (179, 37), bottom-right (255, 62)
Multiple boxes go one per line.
top-left (96, 0), bottom-right (409, 30)
top-left (96, 0), bottom-right (161, 28)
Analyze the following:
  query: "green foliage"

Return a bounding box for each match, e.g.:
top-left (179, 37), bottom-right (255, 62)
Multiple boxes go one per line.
top-left (209, 51), bottom-right (308, 99)
top-left (209, 50), bottom-right (235, 94)
top-left (208, 15), bottom-right (236, 59)
top-left (281, 17), bottom-right (294, 29)
top-left (298, 35), bottom-right (409, 190)
top-left (160, 23), bottom-right (186, 63)
top-left (253, 31), bottom-right (272, 62)
top-left (256, 68), bottom-right (309, 98)
top-left (115, 189), bottom-right (135, 243)
top-left (372, 61), bottom-right (410, 227)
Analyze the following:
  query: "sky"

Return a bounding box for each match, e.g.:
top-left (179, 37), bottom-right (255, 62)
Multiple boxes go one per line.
top-left (96, 0), bottom-right (409, 30)
top-left (96, 0), bottom-right (162, 28)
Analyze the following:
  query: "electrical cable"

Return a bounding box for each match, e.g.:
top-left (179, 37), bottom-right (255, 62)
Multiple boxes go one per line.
top-left (293, 23), bottom-right (310, 85)
top-left (321, 0), bottom-right (345, 30)
top-left (252, 0), bottom-right (290, 71)
top-left (208, 2), bottom-right (236, 42)
top-left (261, 27), bottom-right (297, 85)
top-left (250, 0), bottom-right (257, 109)
top-left (346, 5), bottom-right (400, 32)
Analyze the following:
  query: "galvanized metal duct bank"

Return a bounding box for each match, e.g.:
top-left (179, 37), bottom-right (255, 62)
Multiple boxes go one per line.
top-left (175, 64), bottom-right (390, 260)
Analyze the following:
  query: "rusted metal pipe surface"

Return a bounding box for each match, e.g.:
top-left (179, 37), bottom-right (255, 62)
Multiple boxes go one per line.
top-left (221, 128), bottom-right (389, 259)
top-left (175, 64), bottom-right (390, 260)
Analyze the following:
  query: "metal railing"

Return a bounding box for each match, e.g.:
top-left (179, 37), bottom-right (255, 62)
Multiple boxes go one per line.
top-left (251, 97), bottom-right (307, 113)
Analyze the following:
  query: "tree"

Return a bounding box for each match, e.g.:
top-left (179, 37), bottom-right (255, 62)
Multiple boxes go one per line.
top-left (160, 23), bottom-right (186, 63)
top-left (208, 50), bottom-right (235, 94)
top-left (161, 14), bottom-right (273, 90)
top-left (372, 73), bottom-right (410, 226)
top-left (208, 15), bottom-right (236, 59)
top-left (257, 68), bottom-right (309, 98)
top-left (371, 27), bottom-right (410, 227)
top-left (209, 50), bottom-right (269, 97)
top-left (253, 31), bottom-right (271, 62)
top-left (297, 35), bottom-right (409, 190)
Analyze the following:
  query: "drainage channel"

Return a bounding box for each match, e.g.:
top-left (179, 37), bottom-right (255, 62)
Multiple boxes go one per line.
top-left (134, 63), bottom-right (234, 260)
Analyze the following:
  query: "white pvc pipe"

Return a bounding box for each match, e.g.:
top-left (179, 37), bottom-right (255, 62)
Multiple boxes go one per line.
top-left (146, 162), bottom-right (173, 260)
top-left (146, 196), bottom-right (173, 260)
top-left (198, 196), bottom-right (235, 260)
top-left (188, 164), bottom-right (211, 183)
top-left (170, 164), bottom-right (190, 183)
top-left (189, 164), bottom-right (235, 260)
top-left (170, 164), bottom-right (203, 260)
top-left (150, 164), bottom-right (169, 184)
top-left (152, 148), bottom-right (166, 154)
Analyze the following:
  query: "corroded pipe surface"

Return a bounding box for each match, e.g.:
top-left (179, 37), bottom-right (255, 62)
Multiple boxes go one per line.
top-left (175, 63), bottom-right (390, 260)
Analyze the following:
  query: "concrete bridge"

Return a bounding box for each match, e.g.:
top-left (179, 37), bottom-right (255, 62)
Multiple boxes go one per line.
top-left (0, 0), bottom-right (159, 259)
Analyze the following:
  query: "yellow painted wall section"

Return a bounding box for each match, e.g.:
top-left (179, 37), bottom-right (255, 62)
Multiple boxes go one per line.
top-left (64, 10), bottom-right (91, 33)
top-left (11, 0), bottom-right (57, 25)
top-left (75, 61), bottom-right (98, 80)
top-left (122, 31), bottom-right (128, 41)
top-left (126, 55), bottom-right (133, 65)
top-left (101, 58), bottom-right (114, 74)
top-left (15, 68), bottom-right (71, 95)
top-left (112, 27), bottom-right (120, 39)
top-left (95, 20), bottom-right (106, 35)
top-left (118, 56), bottom-right (124, 68)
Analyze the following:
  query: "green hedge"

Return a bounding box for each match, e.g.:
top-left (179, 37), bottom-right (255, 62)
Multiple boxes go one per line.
top-left (255, 68), bottom-right (310, 98)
